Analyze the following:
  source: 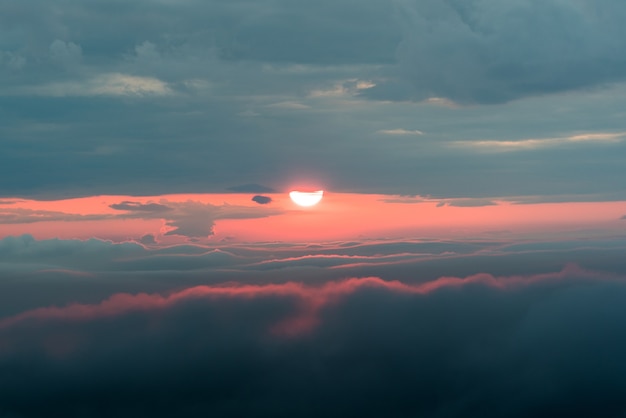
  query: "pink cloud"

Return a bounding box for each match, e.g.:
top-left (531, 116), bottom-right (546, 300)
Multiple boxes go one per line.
top-left (0, 264), bottom-right (613, 335)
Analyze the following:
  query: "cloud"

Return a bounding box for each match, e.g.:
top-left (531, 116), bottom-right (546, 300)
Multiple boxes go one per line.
top-left (0, 51), bottom-right (26, 70)
top-left (0, 235), bottom-right (146, 277)
top-left (0, 198), bottom-right (283, 239)
top-left (365, 0), bottom-right (626, 104)
top-left (227, 184), bottom-right (276, 193)
top-left (77, 73), bottom-right (173, 97)
top-left (380, 195), bottom-right (429, 204)
top-left (380, 196), bottom-right (498, 207)
top-left (20, 73), bottom-right (173, 97)
top-left (110, 201), bottom-right (172, 213)
top-left (158, 201), bottom-right (282, 238)
top-left (3, 266), bottom-right (626, 417)
top-left (133, 41), bottom-right (161, 62)
top-left (377, 129), bottom-right (424, 136)
top-left (0, 267), bottom-right (591, 329)
top-left (138, 234), bottom-right (157, 245)
top-left (0, 208), bottom-right (113, 224)
top-left (4, 233), bottom-right (626, 315)
top-left (49, 39), bottom-right (82, 66)
top-left (2, 0), bottom-right (626, 199)
top-left (252, 195), bottom-right (273, 205)
top-left (436, 198), bottom-right (497, 207)
top-left (4, 233), bottom-right (626, 347)
top-left (266, 101), bottom-right (310, 110)
top-left (451, 132), bottom-right (626, 152)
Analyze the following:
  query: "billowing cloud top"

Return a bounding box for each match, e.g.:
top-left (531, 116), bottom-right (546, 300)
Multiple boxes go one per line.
top-left (3, 244), bottom-right (626, 417)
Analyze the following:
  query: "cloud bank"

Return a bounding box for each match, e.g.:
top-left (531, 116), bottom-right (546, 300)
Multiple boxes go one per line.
top-left (2, 266), bottom-right (626, 417)
top-left (366, 0), bottom-right (626, 104)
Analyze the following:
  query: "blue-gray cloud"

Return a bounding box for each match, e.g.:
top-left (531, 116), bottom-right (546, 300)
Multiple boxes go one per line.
top-left (1, 0), bottom-right (626, 199)
top-left (110, 201), bottom-right (172, 213)
top-left (2, 265), bottom-right (626, 417)
top-left (228, 184), bottom-right (276, 193)
top-left (252, 195), bottom-right (273, 204)
top-left (366, 0), bottom-right (626, 104)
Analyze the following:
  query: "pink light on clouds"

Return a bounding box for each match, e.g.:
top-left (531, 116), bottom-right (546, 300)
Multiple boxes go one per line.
top-left (1, 193), bottom-right (625, 243)
top-left (0, 263), bottom-right (615, 335)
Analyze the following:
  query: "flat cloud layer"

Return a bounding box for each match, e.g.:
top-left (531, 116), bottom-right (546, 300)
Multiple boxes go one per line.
top-left (2, 266), bottom-right (626, 417)
top-left (2, 231), bottom-right (626, 416)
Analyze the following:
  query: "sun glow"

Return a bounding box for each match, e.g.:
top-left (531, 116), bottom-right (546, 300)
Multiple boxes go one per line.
top-left (289, 190), bottom-right (324, 207)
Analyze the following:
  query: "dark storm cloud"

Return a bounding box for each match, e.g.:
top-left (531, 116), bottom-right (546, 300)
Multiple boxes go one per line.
top-left (3, 268), bottom-right (626, 417)
top-left (366, 0), bottom-right (626, 104)
top-left (252, 195), bottom-right (273, 204)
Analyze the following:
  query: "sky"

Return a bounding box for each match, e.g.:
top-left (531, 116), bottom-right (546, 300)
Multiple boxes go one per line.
top-left (2, 1), bottom-right (626, 417)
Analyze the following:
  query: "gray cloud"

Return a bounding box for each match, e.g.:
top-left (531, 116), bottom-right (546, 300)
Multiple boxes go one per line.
top-left (366, 0), bottom-right (626, 104)
top-left (110, 201), bottom-right (172, 213)
top-left (138, 233), bottom-right (157, 245)
top-left (3, 234), bottom-right (626, 310)
top-left (252, 195), bottom-right (273, 205)
top-left (49, 39), bottom-right (82, 66)
top-left (228, 184), bottom-right (276, 193)
top-left (436, 198), bottom-right (497, 207)
top-left (0, 208), bottom-right (113, 224)
top-left (1, 0), bottom-right (626, 199)
top-left (2, 266), bottom-right (626, 417)
top-left (160, 201), bottom-right (283, 238)
top-left (0, 199), bottom-right (283, 239)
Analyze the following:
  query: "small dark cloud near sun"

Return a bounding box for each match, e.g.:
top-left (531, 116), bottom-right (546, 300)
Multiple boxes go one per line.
top-left (109, 201), bottom-right (171, 212)
top-left (227, 184), bottom-right (276, 193)
top-left (138, 234), bottom-right (157, 245)
top-left (252, 195), bottom-right (272, 205)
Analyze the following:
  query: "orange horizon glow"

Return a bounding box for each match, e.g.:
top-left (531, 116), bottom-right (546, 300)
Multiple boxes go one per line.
top-left (1, 192), bottom-right (625, 243)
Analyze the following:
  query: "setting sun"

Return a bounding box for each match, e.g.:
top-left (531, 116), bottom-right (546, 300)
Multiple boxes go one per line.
top-left (289, 190), bottom-right (324, 207)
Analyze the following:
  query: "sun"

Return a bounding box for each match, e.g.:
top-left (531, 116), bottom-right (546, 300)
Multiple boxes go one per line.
top-left (289, 190), bottom-right (324, 207)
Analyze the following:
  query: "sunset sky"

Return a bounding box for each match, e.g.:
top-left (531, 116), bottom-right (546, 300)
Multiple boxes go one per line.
top-left (3, 1), bottom-right (626, 417)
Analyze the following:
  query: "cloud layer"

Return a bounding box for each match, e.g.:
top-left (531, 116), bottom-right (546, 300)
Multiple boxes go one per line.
top-left (2, 265), bottom-right (626, 417)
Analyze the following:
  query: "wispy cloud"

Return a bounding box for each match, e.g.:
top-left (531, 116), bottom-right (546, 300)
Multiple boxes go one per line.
top-left (451, 132), bottom-right (626, 152)
top-left (309, 84), bottom-right (350, 98)
top-left (377, 129), bottom-right (424, 136)
top-left (17, 73), bottom-right (173, 97)
top-left (265, 101), bottom-right (310, 110)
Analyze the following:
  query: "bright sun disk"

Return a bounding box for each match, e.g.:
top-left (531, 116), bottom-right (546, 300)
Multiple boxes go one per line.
top-left (289, 190), bottom-right (324, 207)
